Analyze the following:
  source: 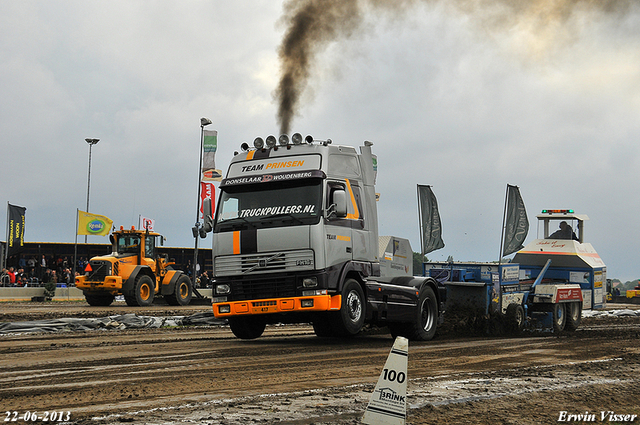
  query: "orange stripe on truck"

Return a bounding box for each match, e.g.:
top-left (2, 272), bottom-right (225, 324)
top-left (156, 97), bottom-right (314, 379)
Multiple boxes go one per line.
top-left (345, 179), bottom-right (359, 220)
top-left (233, 231), bottom-right (240, 254)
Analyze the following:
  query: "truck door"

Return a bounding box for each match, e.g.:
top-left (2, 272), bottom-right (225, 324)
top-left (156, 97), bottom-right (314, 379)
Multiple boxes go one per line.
top-left (346, 180), bottom-right (369, 262)
top-left (325, 180), bottom-right (361, 267)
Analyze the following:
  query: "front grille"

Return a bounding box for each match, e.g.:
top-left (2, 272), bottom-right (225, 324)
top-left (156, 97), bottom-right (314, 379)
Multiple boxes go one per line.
top-left (86, 260), bottom-right (111, 281)
top-left (215, 250), bottom-right (314, 276)
top-left (226, 273), bottom-right (298, 301)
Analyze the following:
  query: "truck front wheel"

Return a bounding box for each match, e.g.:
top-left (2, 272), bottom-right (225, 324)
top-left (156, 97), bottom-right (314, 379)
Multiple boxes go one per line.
top-left (229, 316), bottom-right (266, 339)
top-left (134, 275), bottom-right (155, 307)
top-left (331, 279), bottom-right (365, 337)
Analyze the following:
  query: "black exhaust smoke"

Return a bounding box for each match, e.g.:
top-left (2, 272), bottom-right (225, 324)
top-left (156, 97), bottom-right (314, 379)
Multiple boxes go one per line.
top-left (274, 0), bottom-right (633, 135)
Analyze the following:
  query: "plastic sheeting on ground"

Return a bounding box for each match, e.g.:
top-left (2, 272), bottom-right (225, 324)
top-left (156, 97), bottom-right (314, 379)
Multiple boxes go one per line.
top-left (0, 312), bottom-right (226, 335)
top-left (582, 308), bottom-right (640, 318)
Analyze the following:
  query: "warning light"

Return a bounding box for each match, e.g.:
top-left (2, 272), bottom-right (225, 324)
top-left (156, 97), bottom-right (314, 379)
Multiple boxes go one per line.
top-left (541, 209), bottom-right (574, 214)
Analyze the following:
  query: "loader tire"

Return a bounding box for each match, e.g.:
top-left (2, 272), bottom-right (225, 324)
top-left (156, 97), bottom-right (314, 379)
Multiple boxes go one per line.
top-left (124, 294), bottom-right (137, 306)
top-left (228, 316), bottom-right (266, 339)
top-left (390, 285), bottom-right (438, 341)
top-left (133, 275), bottom-right (155, 307)
top-left (84, 292), bottom-right (114, 306)
top-left (330, 279), bottom-right (365, 337)
top-left (165, 275), bottom-right (193, 306)
top-left (552, 303), bottom-right (566, 333)
top-left (505, 303), bottom-right (525, 334)
top-left (565, 301), bottom-right (582, 331)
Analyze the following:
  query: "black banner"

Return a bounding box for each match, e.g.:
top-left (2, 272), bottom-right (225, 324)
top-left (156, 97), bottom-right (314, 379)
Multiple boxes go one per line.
top-left (502, 185), bottom-right (529, 257)
top-left (417, 185), bottom-right (445, 255)
top-left (7, 203), bottom-right (26, 256)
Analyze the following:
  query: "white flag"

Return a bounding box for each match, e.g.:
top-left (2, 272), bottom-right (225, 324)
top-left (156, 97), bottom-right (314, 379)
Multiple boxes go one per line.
top-left (139, 215), bottom-right (155, 231)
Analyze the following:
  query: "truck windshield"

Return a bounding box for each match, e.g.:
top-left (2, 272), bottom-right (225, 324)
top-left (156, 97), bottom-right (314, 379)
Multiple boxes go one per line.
top-left (215, 179), bottom-right (322, 231)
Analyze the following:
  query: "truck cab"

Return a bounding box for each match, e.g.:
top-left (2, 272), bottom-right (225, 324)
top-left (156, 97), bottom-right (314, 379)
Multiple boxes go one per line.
top-left (211, 134), bottom-right (441, 340)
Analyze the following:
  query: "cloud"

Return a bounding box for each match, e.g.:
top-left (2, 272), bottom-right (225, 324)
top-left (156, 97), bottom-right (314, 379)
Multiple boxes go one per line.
top-left (1, 0), bottom-right (639, 281)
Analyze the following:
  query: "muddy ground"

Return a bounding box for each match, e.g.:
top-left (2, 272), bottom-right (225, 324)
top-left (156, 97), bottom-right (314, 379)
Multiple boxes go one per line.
top-left (1, 302), bottom-right (639, 425)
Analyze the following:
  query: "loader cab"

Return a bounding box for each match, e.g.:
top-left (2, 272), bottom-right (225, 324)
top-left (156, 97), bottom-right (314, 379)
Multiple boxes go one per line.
top-left (116, 234), bottom-right (142, 256)
top-left (538, 209), bottom-right (587, 243)
top-left (144, 235), bottom-right (155, 258)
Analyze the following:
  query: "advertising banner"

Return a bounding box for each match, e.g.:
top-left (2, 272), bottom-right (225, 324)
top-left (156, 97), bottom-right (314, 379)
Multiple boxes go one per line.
top-left (200, 182), bottom-right (215, 218)
top-left (417, 185), bottom-right (444, 255)
top-left (202, 130), bottom-right (222, 181)
top-left (502, 185), bottom-right (529, 257)
top-left (139, 215), bottom-right (155, 231)
top-left (6, 203), bottom-right (26, 256)
top-left (77, 210), bottom-right (113, 236)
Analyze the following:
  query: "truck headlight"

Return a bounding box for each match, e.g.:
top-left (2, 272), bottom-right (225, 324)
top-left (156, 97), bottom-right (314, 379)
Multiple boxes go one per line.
top-left (302, 277), bottom-right (317, 288)
top-left (218, 305), bottom-right (231, 314)
top-left (216, 284), bottom-right (231, 294)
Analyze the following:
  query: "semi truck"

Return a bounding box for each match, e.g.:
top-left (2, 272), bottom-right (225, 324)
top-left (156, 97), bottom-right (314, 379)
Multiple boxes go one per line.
top-left (210, 134), bottom-right (442, 340)
top-left (76, 227), bottom-right (193, 306)
top-left (208, 134), bottom-right (603, 339)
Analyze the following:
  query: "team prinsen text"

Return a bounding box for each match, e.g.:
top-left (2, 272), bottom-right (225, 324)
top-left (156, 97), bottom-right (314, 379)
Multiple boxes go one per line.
top-left (558, 411), bottom-right (638, 422)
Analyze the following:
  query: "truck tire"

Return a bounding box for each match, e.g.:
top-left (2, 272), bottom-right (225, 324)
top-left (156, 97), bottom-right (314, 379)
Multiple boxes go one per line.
top-left (312, 314), bottom-right (334, 337)
top-left (565, 302), bottom-right (582, 331)
top-left (331, 279), bottom-right (365, 337)
top-left (134, 275), bottom-right (155, 307)
top-left (228, 316), bottom-right (266, 339)
top-left (552, 303), bottom-right (566, 333)
top-left (84, 292), bottom-right (114, 306)
top-left (165, 275), bottom-right (193, 306)
top-left (390, 285), bottom-right (438, 341)
top-left (505, 303), bottom-right (525, 334)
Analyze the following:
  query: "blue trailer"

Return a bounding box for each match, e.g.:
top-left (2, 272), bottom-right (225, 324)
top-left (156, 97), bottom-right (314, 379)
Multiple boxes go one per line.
top-left (423, 210), bottom-right (605, 333)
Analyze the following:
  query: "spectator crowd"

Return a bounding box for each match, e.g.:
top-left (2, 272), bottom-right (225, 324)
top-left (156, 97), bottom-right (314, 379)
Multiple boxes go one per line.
top-left (1, 255), bottom-right (87, 287)
top-left (2, 255), bottom-right (213, 288)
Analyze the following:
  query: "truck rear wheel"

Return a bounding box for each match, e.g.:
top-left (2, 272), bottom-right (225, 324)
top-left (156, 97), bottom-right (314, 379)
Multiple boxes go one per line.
top-left (84, 292), bottom-right (114, 306)
top-left (552, 303), bottom-right (566, 333)
top-left (228, 316), bottom-right (266, 339)
top-left (565, 302), bottom-right (582, 331)
top-left (390, 285), bottom-right (438, 341)
top-left (165, 275), bottom-right (192, 306)
top-left (331, 279), bottom-right (365, 337)
top-left (134, 275), bottom-right (155, 307)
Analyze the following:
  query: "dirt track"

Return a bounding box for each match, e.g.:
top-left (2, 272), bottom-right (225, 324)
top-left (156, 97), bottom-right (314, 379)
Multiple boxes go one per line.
top-left (1, 302), bottom-right (639, 425)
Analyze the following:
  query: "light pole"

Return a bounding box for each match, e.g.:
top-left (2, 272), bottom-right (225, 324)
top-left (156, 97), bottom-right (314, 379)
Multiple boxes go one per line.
top-left (192, 118), bottom-right (212, 283)
top-left (85, 138), bottom-right (100, 243)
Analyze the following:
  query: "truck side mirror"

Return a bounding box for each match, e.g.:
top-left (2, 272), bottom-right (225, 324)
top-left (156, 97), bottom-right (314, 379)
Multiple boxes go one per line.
top-left (333, 189), bottom-right (348, 218)
top-left (202, 198), bottom-right (214, 234)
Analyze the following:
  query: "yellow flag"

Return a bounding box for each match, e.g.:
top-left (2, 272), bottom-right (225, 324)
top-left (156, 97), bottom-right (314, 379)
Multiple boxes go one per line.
top-left (77, 210), bottom-right (113, 236)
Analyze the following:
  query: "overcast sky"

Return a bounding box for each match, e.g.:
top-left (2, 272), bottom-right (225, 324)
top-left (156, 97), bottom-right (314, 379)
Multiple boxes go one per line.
top-left (1, 1), bottom-right (639, 281)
